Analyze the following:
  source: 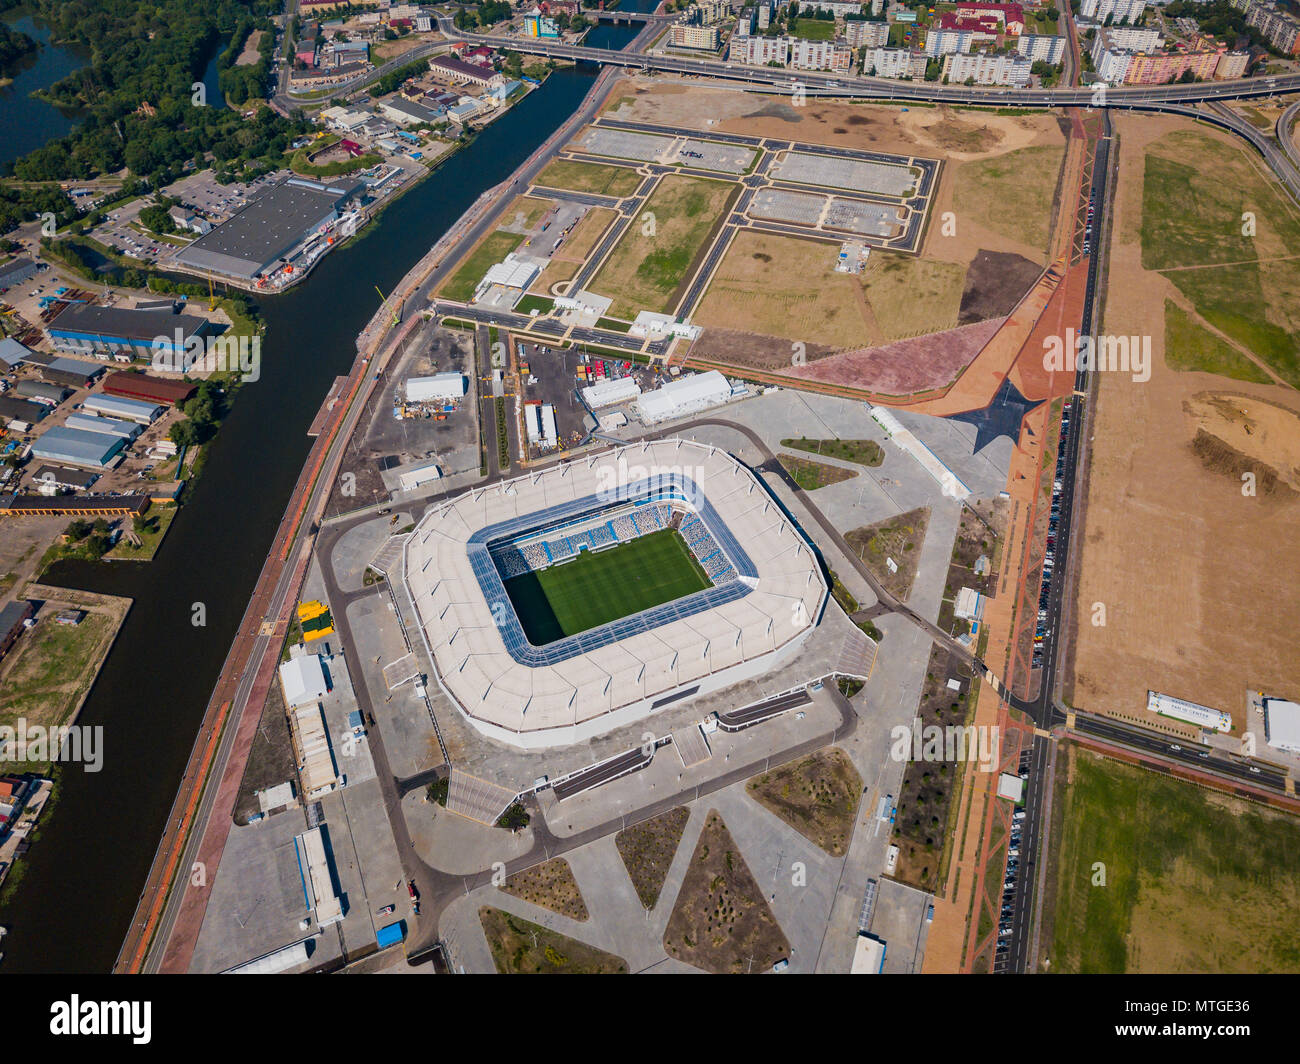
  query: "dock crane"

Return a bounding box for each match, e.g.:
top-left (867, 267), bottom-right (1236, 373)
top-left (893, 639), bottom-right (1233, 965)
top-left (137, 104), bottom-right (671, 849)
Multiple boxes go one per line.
top-left (375, 285), bottom-right (400, 328)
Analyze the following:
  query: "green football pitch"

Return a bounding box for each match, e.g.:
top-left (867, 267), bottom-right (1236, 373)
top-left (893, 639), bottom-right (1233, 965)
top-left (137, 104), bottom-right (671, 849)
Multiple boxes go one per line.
top-left (505, 528), bottom-right (711, 646)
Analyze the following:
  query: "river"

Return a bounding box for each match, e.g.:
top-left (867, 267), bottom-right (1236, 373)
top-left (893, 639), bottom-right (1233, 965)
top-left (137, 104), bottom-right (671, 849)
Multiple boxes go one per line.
top-left (0, 13), bottom-right (88, 170)
top-left (0, 21), bottom-right (641, 973)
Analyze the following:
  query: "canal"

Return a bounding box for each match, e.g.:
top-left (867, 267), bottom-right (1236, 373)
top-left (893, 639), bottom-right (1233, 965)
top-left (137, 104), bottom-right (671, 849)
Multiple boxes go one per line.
top-left (0, 20), bottom-right (641, 972)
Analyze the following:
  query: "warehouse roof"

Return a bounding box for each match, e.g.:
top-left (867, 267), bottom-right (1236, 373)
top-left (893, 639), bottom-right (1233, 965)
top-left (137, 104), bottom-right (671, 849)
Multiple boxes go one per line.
top-left (47, 303), bottom-right (210, 345)
top-left (103, 370), bottom-right (196, 406)
top-left (172, 177), bottom-right (363, 279)
top-left (0, 338), bottom-right (34, 368)
top-left (31, 426), bottom-right (127, 467)
top-left (0, 258), bottom-right (36, 286)
top-left (279, 653), bottom-right (329, 708)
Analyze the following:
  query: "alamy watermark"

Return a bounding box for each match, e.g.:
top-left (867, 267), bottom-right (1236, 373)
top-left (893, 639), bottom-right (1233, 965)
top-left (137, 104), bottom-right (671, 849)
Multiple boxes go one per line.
top-left (0, 719), bottom-right (103, 772)
top-left (890, 718), bottom-right (1000, 773)
top-left (1043, 327), bottom-right (1150, 383)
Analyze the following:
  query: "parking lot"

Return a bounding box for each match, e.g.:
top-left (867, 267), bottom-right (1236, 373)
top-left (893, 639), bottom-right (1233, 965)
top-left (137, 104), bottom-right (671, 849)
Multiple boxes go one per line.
top-left (749, 187), bottom-right (826, 227)
top-left (824, 197), bottom-right (905, 238)
top-left (573, 126), bottom-right (674, 164)
top-left (771, 152), bottom-right (919, 198)
top-left (675, 137), bottom-right (755, 174)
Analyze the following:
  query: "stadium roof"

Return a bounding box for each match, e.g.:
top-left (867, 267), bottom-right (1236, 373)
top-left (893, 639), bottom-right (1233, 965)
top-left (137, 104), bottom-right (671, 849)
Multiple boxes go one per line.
top-left (404, 439), bottom-right (826, 745)
top-left (172, 177), bottom-right (362, 280)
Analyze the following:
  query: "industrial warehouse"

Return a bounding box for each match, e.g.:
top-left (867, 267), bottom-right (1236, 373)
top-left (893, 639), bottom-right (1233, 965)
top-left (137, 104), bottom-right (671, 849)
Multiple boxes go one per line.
top-left (45, 303), bottom-right (214, 361)
top-left (403, 439), bottom-right (831, 748)
top-left (171, 176), bottom-right (365, 285)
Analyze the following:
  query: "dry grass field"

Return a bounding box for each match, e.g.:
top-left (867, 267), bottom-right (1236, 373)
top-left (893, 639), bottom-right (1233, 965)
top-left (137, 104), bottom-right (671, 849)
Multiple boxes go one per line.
top-left (746, 748), bottom-right (863, 856)
top-left (499, 858), bottom-right (589, 921)
top-left (951, 144), bottom-right (1065, 258)
top-left (479, 906), bottom-right (626, 974)
top-left (1067, 114), bottom-right (1300, 730)
top-left (662, 810), bottom-right (789, 972)
top-left (535, 157), bottom-right (644, 198)
top-left (694, 230), bottom-right (874, 351)
top-left (615, 806), bottom-right (689, 909)
top-left (591, 173), bottom-right (736, 317)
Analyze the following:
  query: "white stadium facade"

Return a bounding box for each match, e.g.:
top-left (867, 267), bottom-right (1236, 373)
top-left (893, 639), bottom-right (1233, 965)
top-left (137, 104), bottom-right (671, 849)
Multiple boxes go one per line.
top-left (403, 439), bottom-right (828, 748)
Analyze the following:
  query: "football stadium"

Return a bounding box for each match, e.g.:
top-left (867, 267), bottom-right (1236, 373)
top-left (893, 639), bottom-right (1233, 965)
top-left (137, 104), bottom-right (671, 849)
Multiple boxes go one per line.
top-left (403, 440), bottom-right (829, 748)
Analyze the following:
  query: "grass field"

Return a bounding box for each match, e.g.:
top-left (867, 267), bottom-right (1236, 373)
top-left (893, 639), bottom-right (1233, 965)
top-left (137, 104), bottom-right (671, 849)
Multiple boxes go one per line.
top-left (505, 528), bottom-right (710, 645)
top-left (440, 230), bottom-right (524, 303)
top-left (695, 230), bottom-right (875, 350)
top-left (793, 17), bottom-right (835, 39)
top-left (535, 158), bottom-right (644, 197)
top-left (952, 144), bottom-right (1065, 254)
top-left (1162, 300), bottom-right (1273, 384)
top-left (0, 609), bottom-right (119, 770)
top-left (747, 748), bottom-right (862, 857)
top-left (845, 505), bottom-right (930, 602)
top-left (106, 505), bottom-right (177, 561)
top-left (500, 858), bottom-right (588, 920)
top-left (591, 173), bottom-right (736, 317)
top-left (662, 810), bottom-right (790, 973)
top-left (778, 453), bottom-right (856, 491)
top-left (501, 194), bottom-right (554, 231)
top-left (864, 254), bottom-right (967, 339)
top-left (781, 437), bottom-right (884, 467)
top-left (616, 806), bottom-right (690, 909)
top-left (1048, 747), bottom-right (1300, 973)
top-left (479, 906), bottom-right (627, 974)
top-left (1140, 130), bottom-right (1300, 387)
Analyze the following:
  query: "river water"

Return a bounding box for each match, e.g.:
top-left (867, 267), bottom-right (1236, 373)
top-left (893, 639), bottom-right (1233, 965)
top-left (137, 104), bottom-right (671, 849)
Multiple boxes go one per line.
top-left (0, 14), bottom-right (88, 170)
top-left (0, 21), bottom-right (640, 973)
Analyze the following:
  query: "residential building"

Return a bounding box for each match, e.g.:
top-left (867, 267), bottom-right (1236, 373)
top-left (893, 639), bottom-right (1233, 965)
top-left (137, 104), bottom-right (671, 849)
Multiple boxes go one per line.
top-left (1093, 24), bottom-right (1161, 53)
top-left (942, 49), bottom-right (1033, 84)
top-left (1214, 49), bottom-right (1249, 77)
top-left (925, 28), bottom-right (976, 54)
top-left (523, 10), bottom-right (561, 37)
top-left (1095, 46), bottom-right (1133, 81)
top-left (729, 32), bottom-right (790, 63)
top-left (1080, 0), bottom-right (1146, 23)
top-left (1123, 45), bottom-right (1220, 82)
top-left (844, 18), bottom-right (890, 46)
top-left (865, 46), bottom-right (929, 77)
top-left (670, 23), bottom-right (722, 49)
top-left (789, 37), bottom-right (855, 70)
top-left (695, 0), bottom-right (731, 22)
top-left (1017, 33), bottom-right (1066, 63)
top-left (1245, 1), bottom-right (1300, 54)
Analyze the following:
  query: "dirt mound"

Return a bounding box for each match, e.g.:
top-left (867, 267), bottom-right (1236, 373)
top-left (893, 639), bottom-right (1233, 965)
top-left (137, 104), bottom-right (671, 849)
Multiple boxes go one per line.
top-left (959, 249), bottom-right (1043, 323)
top-left (691, 327), bottom-right (839, 371)
top-left (1190, 429), bottom-right (1297, 499)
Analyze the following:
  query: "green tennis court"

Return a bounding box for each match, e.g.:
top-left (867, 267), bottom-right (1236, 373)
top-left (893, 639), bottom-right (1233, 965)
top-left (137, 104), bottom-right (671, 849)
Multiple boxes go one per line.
top-left (505, 528), bottom-right (711, 645)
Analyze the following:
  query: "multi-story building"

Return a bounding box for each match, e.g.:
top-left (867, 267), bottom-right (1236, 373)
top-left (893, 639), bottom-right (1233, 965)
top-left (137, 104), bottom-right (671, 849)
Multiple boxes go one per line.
top-left (670, 22), bottom-right (721, 48)
top-left (871, 0), bottom-right (885, 14)
top-left (1214, 49), bottom-right (1249, 78)
top-left (1245, 2), bottom-right (1300, 54)
top-left (1096, 24), bottom-right (1162, 51)
top-left (804, 0), bottom-right (869, 14)
top-left (865, 46), bottom-right (928, 77)
top-left (789, 37), bottom-right (856, 70)
top-left (925, 28), bottom-right (975, 54)
top-left (942, 49), bottom-right (1033, 84)
top-left (735, 6), bottom-right (756, 34)
top-left (523, 10), bottom-right (562, 37)
top-left (695, 0), bottom-right (731, 23)
top-left (844, 18), bottom-right (890, 47)
top-left (1094, 47), bottom-right (1132, 81)
top-left (1123, 46), bottom-right (1220, 82)
top-left (757, 0), bottom-right (773, 28)
top-left (1016, 33), bottom-right (1066, 63)
top-left (728, 32), bottom-right (790, 63)
top-left (1080, 0), bottom-right (1146, 24)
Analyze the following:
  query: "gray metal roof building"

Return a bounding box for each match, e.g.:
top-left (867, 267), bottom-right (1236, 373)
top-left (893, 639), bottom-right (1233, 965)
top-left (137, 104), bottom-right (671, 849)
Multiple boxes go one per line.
top-left (0, 258), bottom-right (37, 290)
top-left (46, 303), bottom-right (212, 358)
top-left (13, 380), bottom-right (70, 405)
top-left (0, 338), bottom-right (34, 368)
top-left (31, 425), bottom-right (127, 468)
top-left (43, 356), bottom-right (106, 388)
top-left (172, 177), bottom-right (364, 280)
top-left (30, 465), bottom-right (99, 491)
top-left (0, 396), bottom-right (48, 424)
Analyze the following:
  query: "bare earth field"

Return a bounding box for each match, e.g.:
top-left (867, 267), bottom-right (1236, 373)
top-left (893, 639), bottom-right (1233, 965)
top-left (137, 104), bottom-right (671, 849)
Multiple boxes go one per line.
top-left (531, 206), bottom-right (617, 294)
top-left (1068, 113), bottom-right (1300, 730)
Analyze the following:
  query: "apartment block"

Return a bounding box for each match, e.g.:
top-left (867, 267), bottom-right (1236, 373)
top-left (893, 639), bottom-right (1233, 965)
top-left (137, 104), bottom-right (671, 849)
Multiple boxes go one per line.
top-left (1016, 33), bottom-right (1067, 63)
top-left (865, 46), bottom-right (929, 77)
top-left (942, 49), bottom-right (1033, 84)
